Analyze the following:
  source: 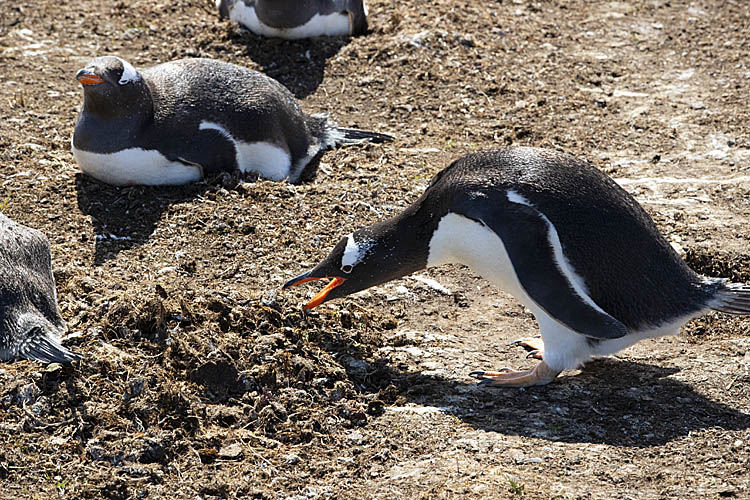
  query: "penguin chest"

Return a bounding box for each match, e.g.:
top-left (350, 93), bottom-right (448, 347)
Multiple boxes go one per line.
top-left (72, 144), bottom-right (201, 186)
top-left (426, 213), bottom-right (532, 305)
top-left (227, 3), bottom-right (352, 39)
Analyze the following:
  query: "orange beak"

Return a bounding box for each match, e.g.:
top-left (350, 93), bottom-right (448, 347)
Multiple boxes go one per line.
top-left (76, 72), bottom-right (104, 86)
top-left (283, 275), bottom-right (346, 311)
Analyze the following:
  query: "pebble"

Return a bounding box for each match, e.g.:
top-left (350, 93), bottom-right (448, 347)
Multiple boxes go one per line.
top-left (347, 430), bottom-right (364, 445)
top-left (218, 443), bottom-right (243, 460)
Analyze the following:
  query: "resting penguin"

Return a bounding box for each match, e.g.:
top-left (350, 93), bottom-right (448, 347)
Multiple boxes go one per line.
top-left (0, 213), bottom-right (81, 363)
top-left (217, 0), bottom-right (368, 39)
top-left (283, 147), bottom-right (750, 387)
top-left (72, 56), bottom-right (391, 186)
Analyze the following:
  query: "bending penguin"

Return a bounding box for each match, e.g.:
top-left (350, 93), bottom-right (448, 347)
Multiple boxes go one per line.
top-left (284, 147), bottom-right (750, 387)
top-left (0, 213), bottom-right (81, 363)
top-left (72, 56), bottom-right (391, 186)
top-left (217, 0), bottom-right (368, 39)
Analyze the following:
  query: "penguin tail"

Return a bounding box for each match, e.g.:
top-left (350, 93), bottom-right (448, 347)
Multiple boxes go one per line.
top-left (332, 127), bottom-right (394, 145)
top-left (17, 327), bottom-right (83, 363)
top-left (712, 282), bottom-right (750, 315)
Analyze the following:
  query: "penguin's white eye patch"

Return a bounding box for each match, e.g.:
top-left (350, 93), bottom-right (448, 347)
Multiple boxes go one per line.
top-left (341, 234), bottom-right (361, 267)
top-left (341, 233), bottom-right (374, 271)
top-left (116, 57), bottom-right (139, 85)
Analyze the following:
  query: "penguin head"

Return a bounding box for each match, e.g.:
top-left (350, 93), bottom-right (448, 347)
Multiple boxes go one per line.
top-left (283, 219), bottom-right (429, 310)
top-left (75, 56), bottom-right (148, 116)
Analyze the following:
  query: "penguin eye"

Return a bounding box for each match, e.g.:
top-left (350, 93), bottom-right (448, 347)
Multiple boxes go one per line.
top-left (341, 265), bottom-right (353, 274)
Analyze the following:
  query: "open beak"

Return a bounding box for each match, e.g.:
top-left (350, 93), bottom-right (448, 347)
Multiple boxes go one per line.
top-left (283, 272), bottom-right (346, 311)
top-left (76, 69), bottom-right (104, 86)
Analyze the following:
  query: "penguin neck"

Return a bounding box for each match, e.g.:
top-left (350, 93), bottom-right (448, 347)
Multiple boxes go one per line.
top-left (82, 83), bottom-right (153, 126)
top-left (361, 210), bottom-right (433, 283)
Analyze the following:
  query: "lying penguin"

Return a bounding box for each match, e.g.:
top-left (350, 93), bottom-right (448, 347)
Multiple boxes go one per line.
top-left (72, 56), bottom-right (391, 186)
top-left (284, 147), bottom-right (750, 387)
top-left (0, 213), bottom-right (80, 363)
top-left (217, 0), bottom-right (368, 39)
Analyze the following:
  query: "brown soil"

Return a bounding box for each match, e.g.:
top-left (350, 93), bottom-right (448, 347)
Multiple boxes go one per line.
top-left (1, 1), bottom-right (749, 499)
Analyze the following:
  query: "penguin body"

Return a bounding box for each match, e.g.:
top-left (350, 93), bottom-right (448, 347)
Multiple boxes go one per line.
top-left (0, 213), bottom-right (80, 363)
top-left (217, 0), bottom-right (368, 39)
top-left (72, 57), bottom-right (391, 186)
top-left (284, 147), bottom-right (750, 386)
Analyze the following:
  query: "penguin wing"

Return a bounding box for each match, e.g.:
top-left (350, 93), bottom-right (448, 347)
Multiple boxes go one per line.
top-left (170, 125), bottom-right (239, 177)
top-left (455, 197), bottom-right (628, 340)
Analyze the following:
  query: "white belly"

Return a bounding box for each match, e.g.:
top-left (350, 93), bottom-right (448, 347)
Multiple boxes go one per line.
top-left (72, 145), bottom-right (201, 186)
top-left (228, 3), bottom-right (351, 39)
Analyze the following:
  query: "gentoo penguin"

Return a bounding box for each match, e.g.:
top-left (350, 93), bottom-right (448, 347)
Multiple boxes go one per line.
top-left (0, 213), bottom-right (81, 363)
top-left (283, 147), bottom-right (750, 387)
top-left (217, 0), bottom-right (368, 39)
top-left (72, 56), bottom-right (391, 186)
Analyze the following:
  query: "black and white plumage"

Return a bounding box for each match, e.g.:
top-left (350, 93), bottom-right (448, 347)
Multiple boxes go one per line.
top-left (0, 213), bottom-right (80, 363)
top-left (283, 147), bottom-right (750, 386)
top-left (72, 56), bottom-right (391, 186)
top-left (217, 0), bottom-right (368, 39)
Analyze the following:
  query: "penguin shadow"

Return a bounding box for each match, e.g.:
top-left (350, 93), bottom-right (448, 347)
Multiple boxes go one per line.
top-left (226, 27), bottom-right (350, 98)
top-left (354, 357), bottom-right (750, 447)
top-left (74, 174), bottom-right (215, 265)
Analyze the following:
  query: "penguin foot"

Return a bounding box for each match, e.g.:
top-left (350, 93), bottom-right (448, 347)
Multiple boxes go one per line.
top-left (512, 335), bottom-right (545, 359)
top-left (469, 368), bottom-right (512, 378)
top-left (470, 361), bottom-right (560, 387)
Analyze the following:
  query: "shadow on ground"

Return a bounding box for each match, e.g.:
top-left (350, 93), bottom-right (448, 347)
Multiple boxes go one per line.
top-left (75, 174), bottom-right (217, 265)
top-left (225, 25), bottom-right (351, 98)
top-left (355, 357), bottom-right (750, 448)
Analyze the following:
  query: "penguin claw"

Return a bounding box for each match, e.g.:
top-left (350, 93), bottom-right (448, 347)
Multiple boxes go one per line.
top-left (525, 350), bottom-right (543, 360)
top-left (512, 335), bottom-right (545, 355)
top-left (469, 368), bottom-right (512, 379)
top-left (510, 334), bottom-right (541, 345)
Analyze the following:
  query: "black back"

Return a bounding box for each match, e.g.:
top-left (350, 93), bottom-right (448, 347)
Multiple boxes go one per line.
top-left (409, 147), bottom-right (718, 331)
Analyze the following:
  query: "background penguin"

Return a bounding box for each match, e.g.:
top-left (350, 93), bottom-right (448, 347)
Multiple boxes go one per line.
top-left (0, 213), bottom-right (81, 363)
top-left (72, 56), bottom-right (391, 186)
top-left (283, 147), bottom-right (750, 387)
top-left (217, 0), bottom-right (368, 39)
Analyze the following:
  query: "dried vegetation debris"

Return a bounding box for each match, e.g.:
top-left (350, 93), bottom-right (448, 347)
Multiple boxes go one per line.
top-left (0, 288), bottom-right (405, 496)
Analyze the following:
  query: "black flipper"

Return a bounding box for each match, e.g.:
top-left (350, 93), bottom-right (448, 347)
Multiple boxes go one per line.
top-left (17, 327), bottom-right (82, 363)
top-left (171, 127), bottom-right (239, 178)
top-left (455, 197), bottom-right (628, 340)
top-left (334, 127), bottom-right (394, 145)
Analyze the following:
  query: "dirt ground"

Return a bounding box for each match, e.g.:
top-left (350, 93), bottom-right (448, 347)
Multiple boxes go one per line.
top-left (1, 0), bottom-right (749, 498)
